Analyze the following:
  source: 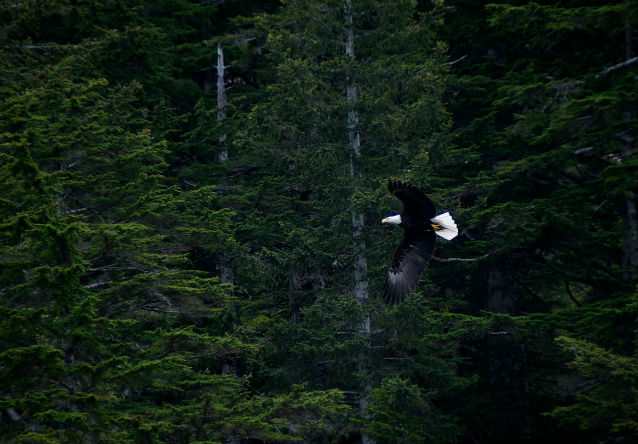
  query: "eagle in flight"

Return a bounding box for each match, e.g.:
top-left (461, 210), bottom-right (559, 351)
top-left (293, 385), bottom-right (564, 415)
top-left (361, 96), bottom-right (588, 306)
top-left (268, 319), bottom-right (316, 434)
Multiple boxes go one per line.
top-left (382, 180), bottom-right (458, 304)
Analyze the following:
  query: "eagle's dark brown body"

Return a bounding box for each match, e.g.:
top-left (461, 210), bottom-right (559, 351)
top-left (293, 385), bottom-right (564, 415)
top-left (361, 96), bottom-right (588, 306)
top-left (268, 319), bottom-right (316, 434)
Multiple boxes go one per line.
top-left (382, 180), bottom-right (457, 304)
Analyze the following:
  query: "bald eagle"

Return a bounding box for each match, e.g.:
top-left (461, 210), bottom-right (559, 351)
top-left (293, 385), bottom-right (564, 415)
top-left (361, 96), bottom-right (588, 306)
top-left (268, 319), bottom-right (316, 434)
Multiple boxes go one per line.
top-left (381, 180), bottom-right (458, 304)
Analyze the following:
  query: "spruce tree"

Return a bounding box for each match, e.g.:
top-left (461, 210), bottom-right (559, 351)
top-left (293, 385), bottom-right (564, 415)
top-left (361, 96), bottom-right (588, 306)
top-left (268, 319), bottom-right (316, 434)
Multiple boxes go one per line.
top-left (0, 2), bottom-right (351, 442)
top-left (437, 1), bottom-right (637, 441)
top-left (218, 1), bottom-right (469, 442)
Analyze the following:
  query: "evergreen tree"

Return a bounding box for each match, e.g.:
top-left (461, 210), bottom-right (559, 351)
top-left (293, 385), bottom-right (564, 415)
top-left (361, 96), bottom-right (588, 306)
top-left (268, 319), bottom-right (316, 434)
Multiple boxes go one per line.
top-left (436, 1), bottom-right (637, 441)
top-left (0, 2), bottom-right (350, 442)
top-left (2, 0), bottom-right (635, 442)
top-left (217, 1), bottom-right (468, 441)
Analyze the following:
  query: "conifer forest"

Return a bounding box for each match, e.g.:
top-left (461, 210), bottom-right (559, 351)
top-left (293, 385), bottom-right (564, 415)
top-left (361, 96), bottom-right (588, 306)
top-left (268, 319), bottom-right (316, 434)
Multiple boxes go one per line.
top-left (1, 1), bottom-right (637, 443)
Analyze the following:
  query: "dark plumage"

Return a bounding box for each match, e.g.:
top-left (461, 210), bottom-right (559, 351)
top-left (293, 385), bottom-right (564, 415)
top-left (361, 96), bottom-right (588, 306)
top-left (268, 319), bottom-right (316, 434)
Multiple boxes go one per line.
top-left (382, 180), bottom-right (458, 304)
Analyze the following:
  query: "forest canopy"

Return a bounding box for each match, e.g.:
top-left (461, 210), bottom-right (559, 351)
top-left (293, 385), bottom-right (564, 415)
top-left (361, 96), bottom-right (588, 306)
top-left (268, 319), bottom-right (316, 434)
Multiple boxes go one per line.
top-left (0, 1), bottom-right (636, 443)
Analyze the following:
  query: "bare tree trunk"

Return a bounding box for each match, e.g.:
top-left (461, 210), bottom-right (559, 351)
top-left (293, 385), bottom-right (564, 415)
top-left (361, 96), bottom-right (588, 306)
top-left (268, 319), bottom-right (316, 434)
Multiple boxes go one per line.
top-left (345, 0), bottom-right (368, 308)
top-left (215, 45), bottom-right (237, 407)
top-left (620, 27), bottom-right (637, 283)
top-left (217, 44), bottom-right (229, 162)
top-left (620, 134), bottom-right (638, 282)
top-left (344, 2), bottom-right (373, 443)
top-left (219, 253), bottom-right (234, 289)
top-left (625, 17), bottom-right (633, 60)
top-left (216, 45), bottom-right (234, 293)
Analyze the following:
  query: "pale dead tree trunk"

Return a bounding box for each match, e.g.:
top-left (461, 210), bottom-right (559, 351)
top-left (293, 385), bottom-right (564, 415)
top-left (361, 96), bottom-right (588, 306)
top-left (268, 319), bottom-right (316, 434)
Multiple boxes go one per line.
top-left (345, 0), bottom-right (368, 309)
top-left (620, 134), bottom-right (638, 282)
top-left (216, 44), bottom-right (234, 292)
top-left (219, 254), bottom-right (234, 290)
top-left (620, 22), bottom-right (637, 283)
top-left (344, 2), bottom-right (373, 443)
top-left (625, 17), bottom-right (633, 60)
top-left (216, 50), bottom-right (238, 444)
top-left (217, 44), bottom-right (229, 162)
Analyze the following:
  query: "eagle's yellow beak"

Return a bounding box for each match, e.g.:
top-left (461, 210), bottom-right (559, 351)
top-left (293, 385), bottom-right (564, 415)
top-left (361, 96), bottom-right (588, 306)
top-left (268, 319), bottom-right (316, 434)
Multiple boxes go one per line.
top-left (381, 218), bottom-right (388, 224)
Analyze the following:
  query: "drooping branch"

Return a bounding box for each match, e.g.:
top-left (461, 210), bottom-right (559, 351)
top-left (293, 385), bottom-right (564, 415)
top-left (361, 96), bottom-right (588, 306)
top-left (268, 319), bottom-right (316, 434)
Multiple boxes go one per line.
top-left (2, 44), bottom-right (79, 50)
top-left (444, 54), bottom-right (467, 66)
top-left (432, 253), bottom-right (491, 262)
top-left (597, 56), bottom-right (638, 76)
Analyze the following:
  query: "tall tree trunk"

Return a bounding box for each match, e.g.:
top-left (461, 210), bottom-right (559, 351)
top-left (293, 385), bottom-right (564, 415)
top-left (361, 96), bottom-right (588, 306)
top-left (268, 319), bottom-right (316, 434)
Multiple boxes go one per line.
top-left (344, 2), bottom-right (373, 443)
top-left (486, 265), bottom-right (531, 440)
top-left (620, 134), bottom-right (638, 283)
top-left (487, 267), bottom-right (512, 314)
top-left (216, 49), bottom-right (238, 444)
top-left (216, 44), bottom-right (234, 293)
top-left (620, 27), bottom-right (637, 283)
top-left (217, 44), bottom-right (228, 162)
top-left (345, 0), bottom-right (368, 308)
top-left (219, 253), bottom-right (234, 289)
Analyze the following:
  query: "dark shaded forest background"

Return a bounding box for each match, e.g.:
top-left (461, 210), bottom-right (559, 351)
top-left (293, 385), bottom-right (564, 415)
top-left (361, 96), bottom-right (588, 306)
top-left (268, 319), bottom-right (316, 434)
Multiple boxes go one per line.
top-left (1, 1), bottom-right (636, 443)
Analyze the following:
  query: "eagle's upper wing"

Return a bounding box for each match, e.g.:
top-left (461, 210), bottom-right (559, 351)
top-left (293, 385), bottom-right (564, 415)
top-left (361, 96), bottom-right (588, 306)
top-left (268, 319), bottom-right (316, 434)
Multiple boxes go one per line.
top-left (388, 180), bottom-right (436, 221)
top-left (383, 229), bottom-right (436, 305)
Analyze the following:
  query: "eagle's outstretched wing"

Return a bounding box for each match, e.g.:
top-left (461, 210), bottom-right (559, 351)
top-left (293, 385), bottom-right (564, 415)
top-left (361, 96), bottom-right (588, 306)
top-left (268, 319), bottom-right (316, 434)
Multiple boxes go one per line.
top-left (383, 229), bottom-right (436, 305)
top-left (388, 180), bottom-right (436, 223)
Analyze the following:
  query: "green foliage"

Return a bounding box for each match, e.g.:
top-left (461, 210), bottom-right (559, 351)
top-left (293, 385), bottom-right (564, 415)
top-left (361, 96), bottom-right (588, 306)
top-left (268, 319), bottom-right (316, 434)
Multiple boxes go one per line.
top-left (0, 2), bottom-right (349, 442)
top-left (547, 335), bottom-right (638, 439)
top-left (434, 0), bottom-right (638, 442)
top-left (1, 0), bottom-right (636, 443)
top-left (363, 376), bottom-right (461, 444)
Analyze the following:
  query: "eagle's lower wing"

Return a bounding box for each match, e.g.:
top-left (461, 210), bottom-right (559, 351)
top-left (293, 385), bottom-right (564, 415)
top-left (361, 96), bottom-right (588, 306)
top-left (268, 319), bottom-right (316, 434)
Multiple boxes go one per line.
top-left (383, 230), bottom-right (436, 305)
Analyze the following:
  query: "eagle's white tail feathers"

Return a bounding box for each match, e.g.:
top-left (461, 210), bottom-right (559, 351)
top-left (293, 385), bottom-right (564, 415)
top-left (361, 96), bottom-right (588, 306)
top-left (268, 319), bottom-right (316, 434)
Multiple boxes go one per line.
top-left (431, 212), bottom-right (458, 240)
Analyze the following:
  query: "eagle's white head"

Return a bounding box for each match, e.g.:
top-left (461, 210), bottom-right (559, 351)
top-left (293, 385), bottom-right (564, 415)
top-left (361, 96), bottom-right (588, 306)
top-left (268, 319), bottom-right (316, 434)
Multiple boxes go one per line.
top-left (381, 214), bottom-right (402, 225)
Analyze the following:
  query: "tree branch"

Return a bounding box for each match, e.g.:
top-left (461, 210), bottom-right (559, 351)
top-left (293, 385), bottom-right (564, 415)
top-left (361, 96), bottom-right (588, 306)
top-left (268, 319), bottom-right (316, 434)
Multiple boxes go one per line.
top-left (83, 281), bottom-right (111, 289)
top-left (444, 54), bottom-right (467, 66)
top-left (2, 44), bottom-right (79, 50)
top-left (564, 281), bottom-right (582, 307)
top-left (432, 253), bottom-right (490, 262)
top-left (597, 56), bottom-right (638, 77)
